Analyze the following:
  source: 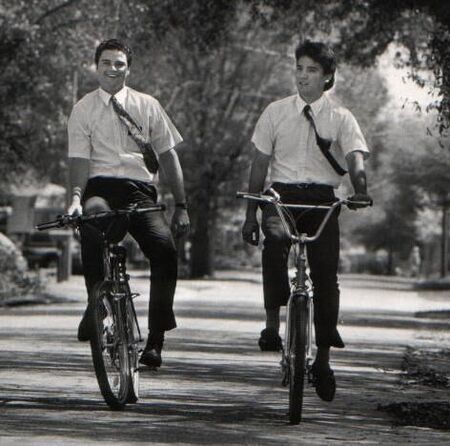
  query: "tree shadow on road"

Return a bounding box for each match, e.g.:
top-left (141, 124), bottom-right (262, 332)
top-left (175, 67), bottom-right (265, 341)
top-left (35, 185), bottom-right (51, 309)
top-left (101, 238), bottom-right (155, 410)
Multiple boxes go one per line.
top-left (3, 300), bottom-right (447, 444)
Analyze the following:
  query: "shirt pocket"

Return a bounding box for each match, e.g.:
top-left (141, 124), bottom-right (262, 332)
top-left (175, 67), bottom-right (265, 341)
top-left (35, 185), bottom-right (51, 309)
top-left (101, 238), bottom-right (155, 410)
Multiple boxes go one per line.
top-left (90, 116), bottom-right (114, 147)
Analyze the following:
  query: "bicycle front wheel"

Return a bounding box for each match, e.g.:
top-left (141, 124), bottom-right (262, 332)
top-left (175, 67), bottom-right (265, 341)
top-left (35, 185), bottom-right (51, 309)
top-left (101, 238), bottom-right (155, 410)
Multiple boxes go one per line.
top-left (125, 297), bottom-right (140, 404)
top-left (288, 293), bottom-right (308, 424)
top-left (90, 281), bottom-right (131, 410)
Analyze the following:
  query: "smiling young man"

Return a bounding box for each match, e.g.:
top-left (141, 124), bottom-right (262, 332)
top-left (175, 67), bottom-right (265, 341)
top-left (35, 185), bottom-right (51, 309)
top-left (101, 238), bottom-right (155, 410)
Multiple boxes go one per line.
top-left (67, 39), bottom-right (189, 368)
top-left (242, 40), bottom-right (372, 401)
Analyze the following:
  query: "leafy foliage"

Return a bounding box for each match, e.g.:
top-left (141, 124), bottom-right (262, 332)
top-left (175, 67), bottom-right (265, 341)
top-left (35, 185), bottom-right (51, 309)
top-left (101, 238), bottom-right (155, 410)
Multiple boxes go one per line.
top-left (1, 0), bottom-right (448, 276)
top-left (0, 232), bottom-right (42, 301)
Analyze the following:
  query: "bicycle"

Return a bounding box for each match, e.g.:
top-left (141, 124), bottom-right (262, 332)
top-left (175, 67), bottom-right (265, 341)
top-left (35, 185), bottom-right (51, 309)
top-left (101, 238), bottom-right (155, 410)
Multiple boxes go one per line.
top-left (237, 189), bottom-right (370, 424)
top-left (36, 204), bottom-right (165, 410)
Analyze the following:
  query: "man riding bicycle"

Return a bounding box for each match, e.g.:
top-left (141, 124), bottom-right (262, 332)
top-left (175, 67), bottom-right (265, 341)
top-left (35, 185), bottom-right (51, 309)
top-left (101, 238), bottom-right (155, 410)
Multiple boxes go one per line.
top-left (242, 40), bottom-right (372, 402)
top-left (67, 39), bottom-right (189, 369)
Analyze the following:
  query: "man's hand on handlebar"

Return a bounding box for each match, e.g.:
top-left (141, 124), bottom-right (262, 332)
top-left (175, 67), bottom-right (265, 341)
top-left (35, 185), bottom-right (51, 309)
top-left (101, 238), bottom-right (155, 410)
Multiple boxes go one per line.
top-left (242, 218), bottom-right (260, 246)
top-left (67, 196), bottom-right (83, 216)
top-left (347, 193), bottom-right (373, 210)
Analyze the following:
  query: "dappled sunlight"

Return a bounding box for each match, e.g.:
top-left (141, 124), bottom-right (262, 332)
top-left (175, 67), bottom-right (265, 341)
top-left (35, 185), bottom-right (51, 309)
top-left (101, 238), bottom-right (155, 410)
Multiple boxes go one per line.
top-left (2, 277), bottom-right (450, 444)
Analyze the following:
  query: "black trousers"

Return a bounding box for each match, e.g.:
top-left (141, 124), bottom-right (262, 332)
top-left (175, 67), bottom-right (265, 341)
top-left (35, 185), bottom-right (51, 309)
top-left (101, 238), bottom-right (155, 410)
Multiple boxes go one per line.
top-left (261, 182), bottom-right (343, 348)
top-left (80, 177), bottom-right (177, 332)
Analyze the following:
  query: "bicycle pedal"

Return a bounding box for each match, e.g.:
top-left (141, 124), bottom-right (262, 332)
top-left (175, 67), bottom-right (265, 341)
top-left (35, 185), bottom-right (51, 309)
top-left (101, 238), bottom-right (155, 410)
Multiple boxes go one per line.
top-left (131, 293), bottom-right (140, 299)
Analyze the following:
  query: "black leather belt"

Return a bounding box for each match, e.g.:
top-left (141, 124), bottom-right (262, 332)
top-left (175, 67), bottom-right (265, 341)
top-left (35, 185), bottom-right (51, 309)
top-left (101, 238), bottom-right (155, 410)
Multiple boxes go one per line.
top-left (272, 182), bottom-right (333, 191)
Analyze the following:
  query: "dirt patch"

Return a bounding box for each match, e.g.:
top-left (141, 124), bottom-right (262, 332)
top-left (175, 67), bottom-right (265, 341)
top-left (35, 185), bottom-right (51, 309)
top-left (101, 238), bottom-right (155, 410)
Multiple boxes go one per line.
top-left (379, 401), bottom-right (450, 430)
top-left (401, 346), bottom-right (450, 387)
top-left (378, 347), bottom-right (450, 430)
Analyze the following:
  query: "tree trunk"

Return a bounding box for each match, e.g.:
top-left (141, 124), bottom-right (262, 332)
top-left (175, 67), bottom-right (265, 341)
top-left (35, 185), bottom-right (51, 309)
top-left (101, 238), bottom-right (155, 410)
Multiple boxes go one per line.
top-left (441, 202), bottom-right (449, 278)
top-left (387, 247), bottom-right (395, 275)
top-left (189, 197), bottom-right (215, 278)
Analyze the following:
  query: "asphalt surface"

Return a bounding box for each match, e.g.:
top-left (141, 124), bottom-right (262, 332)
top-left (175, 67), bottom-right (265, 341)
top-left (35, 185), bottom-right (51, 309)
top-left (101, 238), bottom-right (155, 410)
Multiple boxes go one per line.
top-left (1, 272), bottom-right (450, 445)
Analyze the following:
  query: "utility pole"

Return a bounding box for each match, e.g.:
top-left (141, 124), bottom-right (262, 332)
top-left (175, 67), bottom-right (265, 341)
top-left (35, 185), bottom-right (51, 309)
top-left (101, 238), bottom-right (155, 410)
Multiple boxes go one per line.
top-left (441, 196), bottom-right (449, 278)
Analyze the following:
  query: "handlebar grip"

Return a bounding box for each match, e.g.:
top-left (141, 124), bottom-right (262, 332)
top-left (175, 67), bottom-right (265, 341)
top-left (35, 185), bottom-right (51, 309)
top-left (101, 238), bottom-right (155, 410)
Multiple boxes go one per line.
top-left (36, 221), bottom-right (60, 230)
top-left (236, 191), bottom-right (247, 199)
top-left (346, 198), bottom-right (373, 208)
top-left (36, 214), bottom-right (76, 230)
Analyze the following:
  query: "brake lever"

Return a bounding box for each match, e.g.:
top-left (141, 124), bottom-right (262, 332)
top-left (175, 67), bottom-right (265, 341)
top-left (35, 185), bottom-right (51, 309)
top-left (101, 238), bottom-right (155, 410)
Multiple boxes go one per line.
top-left (267, 187), bottom-right (281, 202)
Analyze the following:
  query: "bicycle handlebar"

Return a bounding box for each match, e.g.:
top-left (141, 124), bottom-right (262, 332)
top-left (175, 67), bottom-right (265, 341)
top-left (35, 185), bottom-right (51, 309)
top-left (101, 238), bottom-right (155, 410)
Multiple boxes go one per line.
top-left (36, 204), bottom-right (166, 231)
top-left (237, 189), bottom-right (371, 243)
top-left (236, 191), bottom-right (340, 210)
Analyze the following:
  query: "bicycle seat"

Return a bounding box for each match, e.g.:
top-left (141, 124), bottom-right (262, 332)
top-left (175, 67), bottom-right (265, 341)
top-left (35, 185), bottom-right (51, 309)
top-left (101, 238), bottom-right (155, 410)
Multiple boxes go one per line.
top-left (104, 215), bottom-right (129, 243)
top-left (86, 214), bottom-right (129, 243)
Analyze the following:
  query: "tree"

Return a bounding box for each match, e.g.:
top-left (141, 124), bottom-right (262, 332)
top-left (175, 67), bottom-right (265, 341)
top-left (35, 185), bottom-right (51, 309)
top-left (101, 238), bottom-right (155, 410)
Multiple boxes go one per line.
top-left (0, 0), bottom-right (122, 193)
top-left (121, 1), bottom-right (313, 276)
top-left (248, 0), bottom-right (450, 137)
top-left (67, 0), bottom-right (393, 276)
top-left (353, 110), bottom-right (450, 275)
top-left (2, 0), bottom-right (446, 278)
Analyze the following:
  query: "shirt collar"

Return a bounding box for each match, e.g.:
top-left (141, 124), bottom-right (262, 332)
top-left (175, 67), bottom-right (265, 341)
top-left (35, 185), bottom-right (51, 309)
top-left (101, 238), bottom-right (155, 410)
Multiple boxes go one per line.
top-left (296, 93), bottom-right (326, 117)
top-left (98, 86), bottom-right (128, 106)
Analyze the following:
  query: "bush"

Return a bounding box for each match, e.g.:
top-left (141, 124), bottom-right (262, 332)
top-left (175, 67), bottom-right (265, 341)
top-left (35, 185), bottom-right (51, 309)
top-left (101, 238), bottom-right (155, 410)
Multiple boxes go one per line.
top-left (340, 251), bottom-right (389, 275)
top-left (0, 233), bottom-right (43, 304)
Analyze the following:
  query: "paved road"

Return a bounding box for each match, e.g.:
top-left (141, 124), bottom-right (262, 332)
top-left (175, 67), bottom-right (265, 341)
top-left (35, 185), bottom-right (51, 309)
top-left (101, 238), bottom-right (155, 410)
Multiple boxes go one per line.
top-left (1, 272), bottom-right (450, 445)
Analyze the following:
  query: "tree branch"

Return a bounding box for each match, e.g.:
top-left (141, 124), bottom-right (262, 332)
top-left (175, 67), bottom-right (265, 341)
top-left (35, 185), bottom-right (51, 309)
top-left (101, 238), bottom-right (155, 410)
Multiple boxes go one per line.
top-left (35, 0), bottom-right (82, 25)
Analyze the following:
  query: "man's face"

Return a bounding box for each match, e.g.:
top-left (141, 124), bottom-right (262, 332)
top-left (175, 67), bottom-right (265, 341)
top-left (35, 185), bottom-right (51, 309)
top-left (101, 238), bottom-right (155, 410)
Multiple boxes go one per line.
top-left (96, 49), bottom-right (129, 94)
top-left (295, 55), bottom-right (331, 102)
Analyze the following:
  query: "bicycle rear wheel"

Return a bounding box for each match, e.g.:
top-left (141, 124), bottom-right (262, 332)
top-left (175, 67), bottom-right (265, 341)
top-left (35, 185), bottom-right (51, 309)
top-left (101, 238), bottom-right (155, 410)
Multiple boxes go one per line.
top-left (288, 293), bottom-right (308, 424)
top-left (89, 281), bottom-right (131, 410)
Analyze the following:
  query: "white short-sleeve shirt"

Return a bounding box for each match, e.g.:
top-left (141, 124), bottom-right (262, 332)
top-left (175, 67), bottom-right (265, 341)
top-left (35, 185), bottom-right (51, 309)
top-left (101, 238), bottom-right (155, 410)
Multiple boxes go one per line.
top-left (251, 94), bottom-right (369, 188)
top-left (68, 86), bottom-right (183, 182)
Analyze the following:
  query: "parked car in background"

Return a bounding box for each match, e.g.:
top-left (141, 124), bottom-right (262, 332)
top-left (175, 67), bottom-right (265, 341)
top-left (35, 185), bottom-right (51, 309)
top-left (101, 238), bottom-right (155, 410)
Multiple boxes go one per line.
top-left (22, 230), bottom-right (83, 274)
top-left (22, 231), bottom-right (59, 269)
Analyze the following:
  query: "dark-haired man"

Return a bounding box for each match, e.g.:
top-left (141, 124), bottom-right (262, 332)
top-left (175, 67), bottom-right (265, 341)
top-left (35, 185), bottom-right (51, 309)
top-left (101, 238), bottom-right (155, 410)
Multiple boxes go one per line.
top-left (67, 39), bottom-right (189, 368)
top-left (242, 40), bottom-right (372, 401)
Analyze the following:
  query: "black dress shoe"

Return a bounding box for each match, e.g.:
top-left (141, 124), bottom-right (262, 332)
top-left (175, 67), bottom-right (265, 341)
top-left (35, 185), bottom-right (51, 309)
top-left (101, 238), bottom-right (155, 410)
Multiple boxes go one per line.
top-left (309, 364), bottom-right (336, 402)
top-left (77, 309), bottom-right (92, 342)
top-left (331, 331), bottom-right (345, 349)
top-left (139, 338), bottom-right (164, 368)
top-left (258, 328), bottom-right (282, 352)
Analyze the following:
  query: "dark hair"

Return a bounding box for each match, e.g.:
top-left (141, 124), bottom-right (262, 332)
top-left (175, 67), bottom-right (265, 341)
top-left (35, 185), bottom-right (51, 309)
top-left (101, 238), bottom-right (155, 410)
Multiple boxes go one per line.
top-left (295, 41), bottom-right (336, 91)
top-left (95, 39), bottom-right (133, 67)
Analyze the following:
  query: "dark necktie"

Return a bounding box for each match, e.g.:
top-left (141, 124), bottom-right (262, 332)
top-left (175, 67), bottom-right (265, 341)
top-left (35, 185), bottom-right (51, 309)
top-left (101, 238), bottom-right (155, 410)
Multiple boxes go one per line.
top-left (303, 104), bottom-right (347, 176)
top-left (111, 96), bottom-right (159, 173)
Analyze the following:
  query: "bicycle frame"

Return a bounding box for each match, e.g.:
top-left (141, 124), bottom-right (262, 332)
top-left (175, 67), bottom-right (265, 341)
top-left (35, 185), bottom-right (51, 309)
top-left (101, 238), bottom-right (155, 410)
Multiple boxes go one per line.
top-left (277, 198), bottom-right (343, 382)
top-left (237, 189), bottom-right (369, 421)
top-left (36, 204), bottom-right (165, 408)
top-left (101, 237), bottom-right (142, 341)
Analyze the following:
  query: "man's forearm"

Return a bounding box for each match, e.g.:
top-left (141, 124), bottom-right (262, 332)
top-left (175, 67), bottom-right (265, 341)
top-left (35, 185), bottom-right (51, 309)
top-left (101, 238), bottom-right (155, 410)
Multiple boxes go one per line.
top-left (347, 151), bottom-right (368, 195)
top-left (246, 150), bottom-right (270, 219)
top-left (69, 157), bottom-right (90, 200)
top-left (351, 170), bottom-right (368, 195)
top-left (159, 149), bottom-right (187, 204)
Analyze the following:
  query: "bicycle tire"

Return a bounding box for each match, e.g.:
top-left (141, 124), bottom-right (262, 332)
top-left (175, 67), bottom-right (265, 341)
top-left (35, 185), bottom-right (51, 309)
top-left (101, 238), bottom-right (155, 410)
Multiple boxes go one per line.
top-left (288, 293), bottom-right (308, 424)
top-left (125, 298), bottom-right (140, 404)
top-left (89, 281), bottom-right (131, 410)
